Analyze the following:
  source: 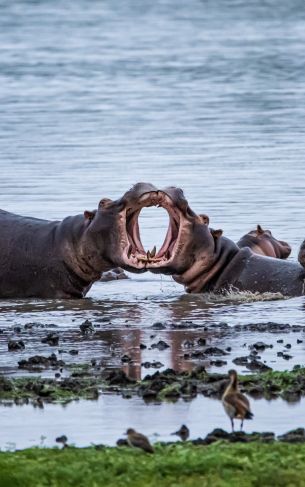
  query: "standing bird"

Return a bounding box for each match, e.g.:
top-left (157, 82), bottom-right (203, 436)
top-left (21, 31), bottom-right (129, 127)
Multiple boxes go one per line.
top-left (125, 428), bottom-right (154, 453)
top-left (222, 369), bottom-right (254, 431)
top-left (171, 424), bottom-right (190, 441)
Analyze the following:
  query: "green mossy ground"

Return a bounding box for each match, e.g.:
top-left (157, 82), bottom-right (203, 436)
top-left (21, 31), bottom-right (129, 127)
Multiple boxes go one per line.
top-left (1, 366), bottom-right (305, 403)
top-left (1, 442), bottom-right (305, 487)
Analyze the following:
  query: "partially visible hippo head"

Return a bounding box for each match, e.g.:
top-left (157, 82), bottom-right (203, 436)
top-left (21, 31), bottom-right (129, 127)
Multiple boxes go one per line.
top-left (237, 225), bottom-right (291, 259)
top-left (82, 182), bottom-right (216, 276)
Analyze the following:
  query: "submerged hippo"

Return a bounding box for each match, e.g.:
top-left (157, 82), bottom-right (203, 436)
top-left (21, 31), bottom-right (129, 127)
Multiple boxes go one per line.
top-left (237, 225), bottom-right (291, 259)
top-left (199, 216), bottom-right (291, 259)
top-left (0, 183), bottom-right (177, 299)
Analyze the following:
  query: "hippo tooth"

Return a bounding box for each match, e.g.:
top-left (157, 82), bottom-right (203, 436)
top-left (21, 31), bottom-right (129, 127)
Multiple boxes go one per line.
top-left (150, 246), bottom-right (156, 258)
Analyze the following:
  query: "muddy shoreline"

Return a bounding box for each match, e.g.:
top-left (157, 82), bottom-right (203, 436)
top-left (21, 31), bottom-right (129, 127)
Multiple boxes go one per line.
top-left (2, 364), bottom-right (305, 405)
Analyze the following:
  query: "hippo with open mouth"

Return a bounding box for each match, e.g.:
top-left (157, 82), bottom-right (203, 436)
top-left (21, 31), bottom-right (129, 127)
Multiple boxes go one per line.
top-left (1, 182), bottom-right (304, 299)
top-left (138, 188), bottom-right (305, 297)
top-left (0, 183), bottom-right (192, 298)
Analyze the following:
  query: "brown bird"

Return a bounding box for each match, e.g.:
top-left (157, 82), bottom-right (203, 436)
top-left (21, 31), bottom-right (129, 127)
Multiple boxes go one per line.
top-left (222, 369), bottom-right (254, 431)
top-left (172, 424), bottom-right (190, 441)
top-left (125, 428), bottom-right (154, 453)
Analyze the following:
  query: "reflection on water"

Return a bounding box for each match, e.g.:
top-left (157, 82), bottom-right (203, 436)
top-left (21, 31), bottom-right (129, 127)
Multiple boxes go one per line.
top-left (1, 278), bottom-right (305, 379)
top-left (0, 394), bottom-right (304, 450)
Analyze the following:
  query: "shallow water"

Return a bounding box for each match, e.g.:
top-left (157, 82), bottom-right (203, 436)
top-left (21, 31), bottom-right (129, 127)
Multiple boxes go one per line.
top-left (0, 394), bottom-right (304, 450)
top-left (1, 0), bottom-right (305, 448)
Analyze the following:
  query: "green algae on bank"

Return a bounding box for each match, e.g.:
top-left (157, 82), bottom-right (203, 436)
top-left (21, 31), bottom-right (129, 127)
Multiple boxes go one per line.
top-left (2, 366), bottom-right (305, 404)
top-left (1, 441), bottom-right (305, 487)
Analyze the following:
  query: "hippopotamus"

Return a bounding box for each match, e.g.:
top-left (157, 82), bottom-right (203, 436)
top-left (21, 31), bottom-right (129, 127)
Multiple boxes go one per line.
top-left (199, 216), bottom-right (291, 260)
top-left (125, 187), bottom-right (305, 297)
top-left (1, 182), bottom-right (204, 299)
top-left (237, 225), bottom-right (291, 259)
top-left (0, 183), bottom-right (171, 298)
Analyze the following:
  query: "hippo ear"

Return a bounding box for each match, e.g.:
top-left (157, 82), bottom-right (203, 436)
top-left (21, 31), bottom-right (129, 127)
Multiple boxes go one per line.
top-left (98, 198), bottom-right (113, 209)
top-left (199, 214), bottom-right (210, 225)
top-left (211, 229), bottom-right (223, 239)
top-left (257, 225), bottom-right (264, 235)
top-left (84, 210), bottom-right (96, 222)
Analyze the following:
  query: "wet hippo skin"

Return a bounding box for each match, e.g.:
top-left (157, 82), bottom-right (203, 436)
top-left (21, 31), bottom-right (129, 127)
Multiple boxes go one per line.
top-left (0, 182), bottom-right (199, 299)
top-left (237, 225), bottom-right (291, 259)
top-left (0, 208), bottom-right (113, 298)
top-left (0, 183), bottom-right (162, 299)
top-left (142, 190), bottom-right (305, 297)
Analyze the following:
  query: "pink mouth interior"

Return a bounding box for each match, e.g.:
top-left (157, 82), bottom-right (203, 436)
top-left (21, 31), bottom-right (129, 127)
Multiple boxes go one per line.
top-left (125, 194), bottom-right (181, 266)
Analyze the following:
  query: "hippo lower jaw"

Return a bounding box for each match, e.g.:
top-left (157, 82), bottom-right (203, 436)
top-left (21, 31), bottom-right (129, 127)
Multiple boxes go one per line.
top-left (119, 191), bottom-right (185, 272)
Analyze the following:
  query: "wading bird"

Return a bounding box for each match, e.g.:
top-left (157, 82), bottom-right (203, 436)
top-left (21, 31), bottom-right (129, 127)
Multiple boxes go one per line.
top-left (172, 424), bottom-right (190, 441)
top-left (222, 369), bottom-right (254, 431)
top-left (125, 428), bottom-right (154, 453)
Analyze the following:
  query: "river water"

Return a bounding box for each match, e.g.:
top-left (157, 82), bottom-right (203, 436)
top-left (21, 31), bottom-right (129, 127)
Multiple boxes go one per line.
top-left (1, 0), bottom-right (305, 448)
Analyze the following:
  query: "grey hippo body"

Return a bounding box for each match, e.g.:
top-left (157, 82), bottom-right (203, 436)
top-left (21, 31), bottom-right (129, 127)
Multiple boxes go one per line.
top-left (205, 243), bottom-right (305, 296)
top-left (140, 190), bottom-right (305, 298)
top-left (0, 210), bottom-right (105, 298)
top-left (0, 182), bottom-right (191, 299)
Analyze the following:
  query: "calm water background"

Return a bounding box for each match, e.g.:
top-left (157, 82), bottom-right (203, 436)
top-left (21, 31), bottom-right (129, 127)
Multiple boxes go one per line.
top-left (1, 0), bottom-right (305, 448)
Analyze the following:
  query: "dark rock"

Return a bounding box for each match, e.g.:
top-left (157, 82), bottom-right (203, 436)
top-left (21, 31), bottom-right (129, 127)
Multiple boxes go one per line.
top-left (140, 343), bottom-right (147, 350)
top-left (197, 338), bottom-right (206, 346)
top-left (250, 342), bottom-right (272, 351)
top-left (101, 368), bottom-right (135, 385)
top-left (142, 389), bottom-right (158, 400)
top-left (117, 438), bottom-right (129, 447)
top-left (151, 322), bottom-right (166, 330)
top-left (69, 349), bottom-right (79, 355)
top-left (8, 340), bottom-right (25, 351)
top-left (141, 361), bottom-right (164, 369)
top-left (277, 352), bottom-right (292, 360)
top-left (18, 354), bottom-right (65, 370)
top-left (79, 320), bottom-right (94, 334)
top-left (0, 376), bottom-right (13, 392)
top-left (189, 351), bottom-right (206, 359)
top-left (297, 339), bottom-right (303, 344)
top-left (151, 340), bottom-right (170, 351)
top-left (121, 354), bottom-right (132, 363)
top-left (204, 347), bottom-right (227, 356)
top-left (278, 428), bottom-right (305, 443)
top-left (100, 268), bottom-right (129, 282)
top-left (233, 356), bottom-right (248, 366)
top-left (210, 360), bottom-right (227, 367)
top-left (285, 344), bottom-right (292, 349)
top-left (245, 360), bottom-right (272, 372)
top-left (13, 326), bottom-right (21, 333)
top-left (41, 333), bottom-right (59, 346)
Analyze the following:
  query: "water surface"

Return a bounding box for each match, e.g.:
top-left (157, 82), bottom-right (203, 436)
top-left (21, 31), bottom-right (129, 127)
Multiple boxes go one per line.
top-left (1, 0), bottom-right (305, 448)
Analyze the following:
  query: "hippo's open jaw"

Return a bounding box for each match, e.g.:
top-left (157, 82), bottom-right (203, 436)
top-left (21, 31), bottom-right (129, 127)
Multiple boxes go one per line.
top-left (119, 187), bottom-right (187, 272)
